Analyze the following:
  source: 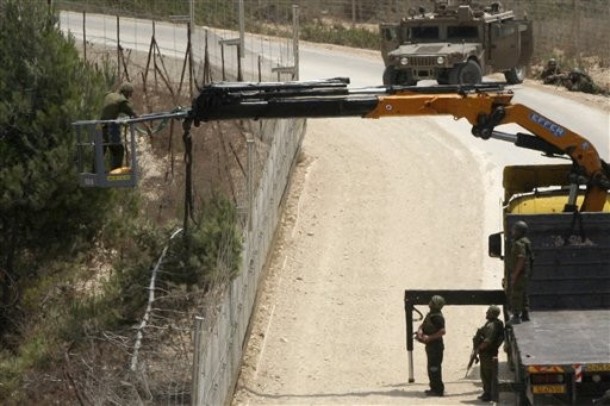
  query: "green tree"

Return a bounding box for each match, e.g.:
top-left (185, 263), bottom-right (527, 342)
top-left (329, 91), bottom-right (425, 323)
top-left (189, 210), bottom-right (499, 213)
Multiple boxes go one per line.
top-left (0, 0), bottom-right (111, 339)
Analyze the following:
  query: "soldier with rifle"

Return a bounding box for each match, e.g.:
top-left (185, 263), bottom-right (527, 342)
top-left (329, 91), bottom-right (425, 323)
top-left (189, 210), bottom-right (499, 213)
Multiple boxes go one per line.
top-left (564, 68), bottom-right (603, 95)
top-left (540, 58), bottom-right (566, 86)
top-left (467, 305), bottom-right (505, 402)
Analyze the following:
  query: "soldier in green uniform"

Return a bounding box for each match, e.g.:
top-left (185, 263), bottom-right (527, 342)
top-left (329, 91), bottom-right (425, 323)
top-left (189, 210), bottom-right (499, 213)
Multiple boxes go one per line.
top-left (540, 58), bottom-right (566, 85)
top-left (507, 220), bottom-right (533, 324)
top-left (100, 82), bottom-right (138, 170)
top-left (564, 68), bottom-right (602, 95)
top-left (474, 305), bottom-right (505, 402)
top-left (416, 295), bottom-right (446, 396)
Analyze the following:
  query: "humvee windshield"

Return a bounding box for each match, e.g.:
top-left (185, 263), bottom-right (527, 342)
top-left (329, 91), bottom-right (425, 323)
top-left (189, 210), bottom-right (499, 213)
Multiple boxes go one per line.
top-left (447, 25), bottom-right (479, 40)
top-left (410, 26), bottom-right (440, 41)
top-left (406, 25), bottom-right (478, 42)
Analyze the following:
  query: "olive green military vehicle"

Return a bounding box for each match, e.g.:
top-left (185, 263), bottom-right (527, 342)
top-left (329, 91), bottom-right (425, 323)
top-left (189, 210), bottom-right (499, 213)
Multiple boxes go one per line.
top-left (380, 0), bottom-right (533, 86)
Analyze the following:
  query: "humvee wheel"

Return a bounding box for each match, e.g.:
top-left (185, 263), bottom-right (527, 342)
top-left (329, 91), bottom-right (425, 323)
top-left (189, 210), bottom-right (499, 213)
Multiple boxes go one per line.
top-left (436, 69), bottom-right (450, 85)
top-left (449, 60), bottom-right (482, 85)
top-left (383, 66), bottom-right (398, 85)
top-left (383, 66), bottom-right (417, 86)
top-left (505, 66), bottom-right (525, 84)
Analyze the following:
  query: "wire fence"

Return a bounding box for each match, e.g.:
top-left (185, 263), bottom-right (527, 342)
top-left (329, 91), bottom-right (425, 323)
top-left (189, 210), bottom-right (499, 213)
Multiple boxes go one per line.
top-left (55, 2), bottom-right (305, 405)
top-left (58, 0), bottom-right (610, 67)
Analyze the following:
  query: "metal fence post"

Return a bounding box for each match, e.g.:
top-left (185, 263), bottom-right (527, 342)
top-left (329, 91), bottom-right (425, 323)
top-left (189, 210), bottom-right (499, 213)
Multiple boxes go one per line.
top-left (116, 15), bottom-right (121, 81)
top-left (239, 0), bottom-right (245, 59)
top-left (247, 137), bottom-right (255, 232)
top-left (293, 5), bottom-right (300, 80)
top-left (192, 316), bottom-right (205, 406)
top-left (82, 11), bottom-right (87, 62)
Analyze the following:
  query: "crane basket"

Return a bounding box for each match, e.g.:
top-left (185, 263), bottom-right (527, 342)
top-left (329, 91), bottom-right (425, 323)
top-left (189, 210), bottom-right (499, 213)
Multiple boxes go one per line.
top-left (73, 110), bottom-right (189, 188)
top-left (73, 118), bottom-right (139, 188)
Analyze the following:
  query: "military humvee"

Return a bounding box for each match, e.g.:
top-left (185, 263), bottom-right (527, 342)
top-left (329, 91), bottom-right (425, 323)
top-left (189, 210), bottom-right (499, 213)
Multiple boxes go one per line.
top-left (380, 0), bottom-right (533, 86)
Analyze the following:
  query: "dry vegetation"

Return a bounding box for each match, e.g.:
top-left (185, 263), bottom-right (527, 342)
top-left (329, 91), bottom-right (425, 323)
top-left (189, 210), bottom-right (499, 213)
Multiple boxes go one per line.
top-left (8, 40), bottom-right (266, 404)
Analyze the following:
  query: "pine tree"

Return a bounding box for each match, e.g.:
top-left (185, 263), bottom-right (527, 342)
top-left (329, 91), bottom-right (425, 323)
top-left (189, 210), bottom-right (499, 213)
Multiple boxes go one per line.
top-left (0, 0), bottom-right (112, 334)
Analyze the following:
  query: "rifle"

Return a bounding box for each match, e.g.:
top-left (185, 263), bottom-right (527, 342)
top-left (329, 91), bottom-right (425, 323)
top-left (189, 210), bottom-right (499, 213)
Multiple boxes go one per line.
top-left (465, 329), bottom-right (484, 377)
top-left (465, 348), bottom-right (479, 378)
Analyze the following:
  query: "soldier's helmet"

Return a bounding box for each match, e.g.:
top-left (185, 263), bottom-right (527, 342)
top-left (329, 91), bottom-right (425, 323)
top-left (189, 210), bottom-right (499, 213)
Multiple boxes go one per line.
top-left (486, 305), bottom-right (501, 318)
top-left (119, 82), bottom-right (134, 97)
top-left (548, 58), bottom-right (557, 67)
top-left (570, 68), bottom-right (584, 79)
top-left (429, 295), bottom-right (446, 310)
top-left (512, 220), bottom-right (528, 236)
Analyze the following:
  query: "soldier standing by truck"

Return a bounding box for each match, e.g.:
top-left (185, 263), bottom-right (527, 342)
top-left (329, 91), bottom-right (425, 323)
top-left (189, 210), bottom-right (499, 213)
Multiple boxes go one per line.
top-left (416, 295), bottom-right (446, 397)
top-left (506, 220), bottom-right (533, 324)
top-left (473, 305), bottom-right (505, 402)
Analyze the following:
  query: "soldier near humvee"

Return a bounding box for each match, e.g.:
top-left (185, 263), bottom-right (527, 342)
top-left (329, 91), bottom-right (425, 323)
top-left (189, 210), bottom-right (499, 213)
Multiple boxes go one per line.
top-left (564, 68), bottom-right (602, 95)
top-left (540, 58), bottom-right (566, 85)
top-left (540, 61), bottom-right (605, 95)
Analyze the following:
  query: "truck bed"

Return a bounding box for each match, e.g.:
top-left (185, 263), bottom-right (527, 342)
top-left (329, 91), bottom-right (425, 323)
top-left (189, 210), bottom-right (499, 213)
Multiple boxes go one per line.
top-left (511, 309), bottom-right (610, 366)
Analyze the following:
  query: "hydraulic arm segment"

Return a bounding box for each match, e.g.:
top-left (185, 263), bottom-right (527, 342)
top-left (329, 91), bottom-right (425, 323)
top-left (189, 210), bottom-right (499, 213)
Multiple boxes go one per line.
top-left (191, 78), bottom-right (610, 211)
top-left (75, 78), bottom-right (609, 210)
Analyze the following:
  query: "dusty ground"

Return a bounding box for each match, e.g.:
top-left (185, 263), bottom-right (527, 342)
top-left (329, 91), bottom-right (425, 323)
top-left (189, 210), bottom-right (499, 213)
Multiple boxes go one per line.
top-left (232, 114), bottom-right (506, 405)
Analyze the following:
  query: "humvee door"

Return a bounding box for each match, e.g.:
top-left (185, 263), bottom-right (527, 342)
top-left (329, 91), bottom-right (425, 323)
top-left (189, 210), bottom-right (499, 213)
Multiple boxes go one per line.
top-left (380, 23), bottom-right (400, 66)
top-left (488, 20), bottom-right (529, 71)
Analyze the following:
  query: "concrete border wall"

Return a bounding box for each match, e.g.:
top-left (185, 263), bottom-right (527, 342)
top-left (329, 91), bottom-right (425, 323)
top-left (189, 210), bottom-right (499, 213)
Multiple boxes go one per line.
top-left (192, 118), bottom-right (306, 405)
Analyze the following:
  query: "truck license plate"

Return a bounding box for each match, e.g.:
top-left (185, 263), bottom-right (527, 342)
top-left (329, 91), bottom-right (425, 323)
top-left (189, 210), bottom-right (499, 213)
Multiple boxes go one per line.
top-left (532, 384), bottom-right (566, 394)
top-left (587, 364), bottom-right (610, 372)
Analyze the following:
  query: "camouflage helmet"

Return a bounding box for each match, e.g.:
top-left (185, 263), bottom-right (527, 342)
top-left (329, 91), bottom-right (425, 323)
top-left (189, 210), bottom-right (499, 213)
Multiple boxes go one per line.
top-left (486, 305), bottom-right (501, 318)
top-left (512, 220), bottom-right (528, 236)
top-left (548, 58), bottom-right (557, 66)
top-left (119, 82), bottom-right (134, 96)
top-left (429, 295), bottom-right (446, 310)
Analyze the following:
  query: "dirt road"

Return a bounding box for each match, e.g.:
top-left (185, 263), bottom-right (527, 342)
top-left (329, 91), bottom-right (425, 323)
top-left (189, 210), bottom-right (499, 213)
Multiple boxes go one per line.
top-left (232, 114), bottom-right (509, 405)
